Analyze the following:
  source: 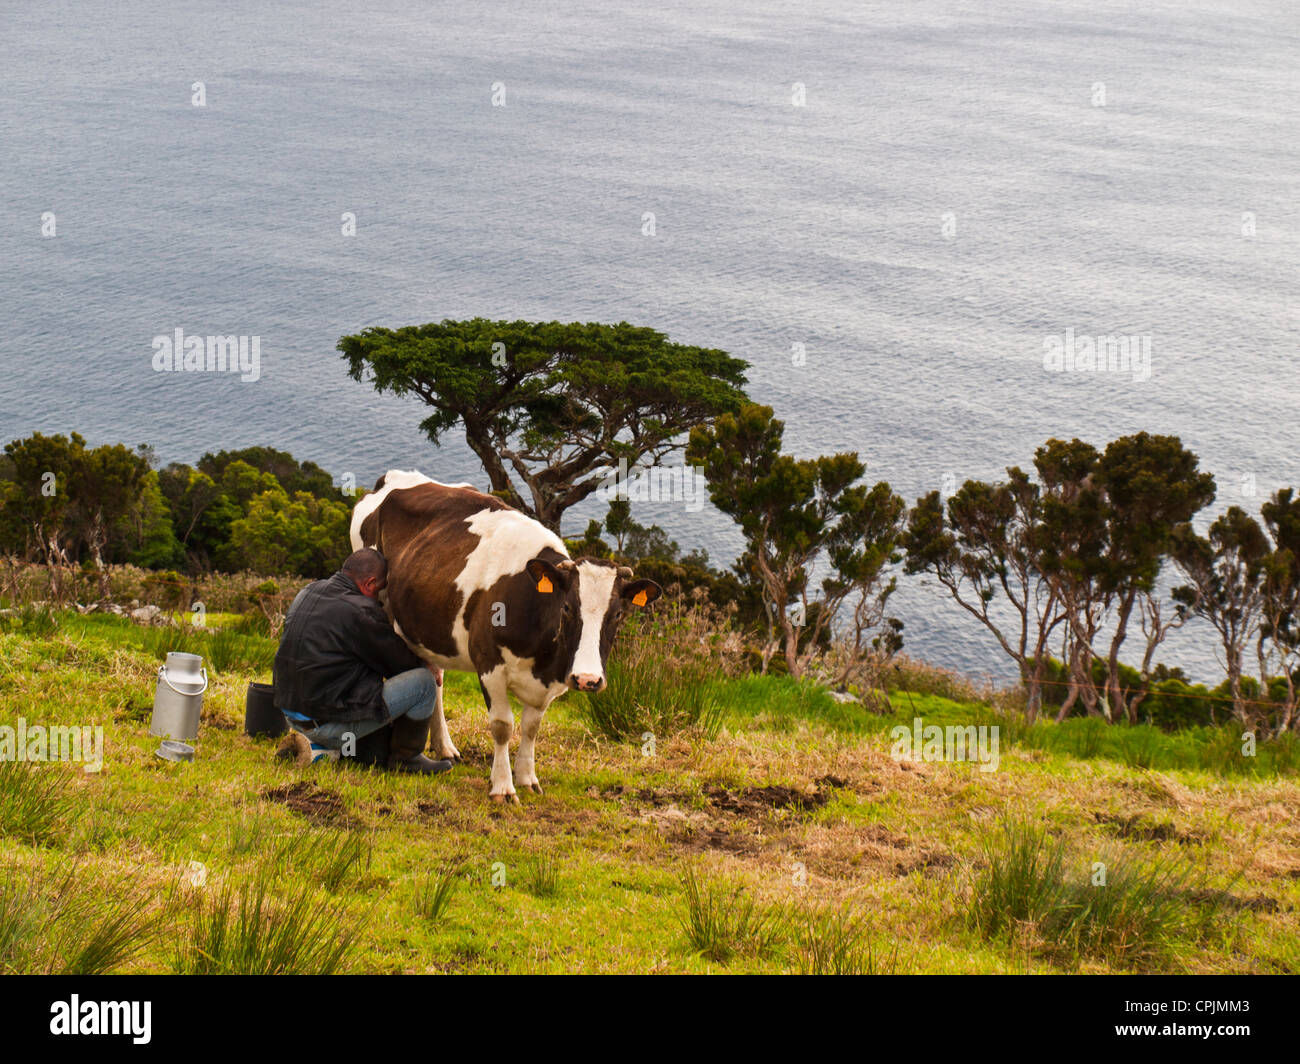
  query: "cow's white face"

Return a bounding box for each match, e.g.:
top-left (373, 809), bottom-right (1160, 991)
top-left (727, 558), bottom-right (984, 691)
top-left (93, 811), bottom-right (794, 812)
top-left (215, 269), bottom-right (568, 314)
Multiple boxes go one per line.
top-left (568, 562), bottom-right (620, 692)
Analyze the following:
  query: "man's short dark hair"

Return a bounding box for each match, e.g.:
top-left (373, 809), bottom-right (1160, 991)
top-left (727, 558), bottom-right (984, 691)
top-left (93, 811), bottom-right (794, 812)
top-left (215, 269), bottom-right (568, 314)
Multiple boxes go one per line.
top-left (342, 547), bottom-right (387, 583)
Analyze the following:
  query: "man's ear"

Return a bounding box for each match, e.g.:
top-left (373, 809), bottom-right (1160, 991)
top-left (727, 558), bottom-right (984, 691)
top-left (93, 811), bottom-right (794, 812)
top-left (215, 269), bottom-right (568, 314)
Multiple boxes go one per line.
top-left (621, 578), bottom-right (662, 608)
top-left (525, 557), bottom-right (571, 595)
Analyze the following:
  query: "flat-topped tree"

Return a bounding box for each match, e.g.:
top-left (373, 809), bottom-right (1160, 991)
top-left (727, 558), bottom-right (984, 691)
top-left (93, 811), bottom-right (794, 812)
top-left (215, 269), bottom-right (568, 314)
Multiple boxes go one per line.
top-left (339, 319), bottom-right (749, 532)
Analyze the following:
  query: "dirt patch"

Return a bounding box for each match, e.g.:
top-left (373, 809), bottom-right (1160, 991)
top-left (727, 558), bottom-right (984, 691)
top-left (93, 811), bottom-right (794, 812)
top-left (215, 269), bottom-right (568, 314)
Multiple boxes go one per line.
top-left (892, 851), bottom-right (955, 877)
top-left (859, 823), bottom-right (912, 850)
top-left (674, 822), bottom-right (764, 856)
top-left (416, 799), bottom-right (448, 819)
top-left (588, 784), bottom-right (698, 807)
top-left (261, 780), bottom-right (349, 824)
top-left (704, 784), bottom-right (829, 817)
top-left (450, 743), bottom-right (492, 767)
top-left (1094, 812), bottom-right (1180, 842)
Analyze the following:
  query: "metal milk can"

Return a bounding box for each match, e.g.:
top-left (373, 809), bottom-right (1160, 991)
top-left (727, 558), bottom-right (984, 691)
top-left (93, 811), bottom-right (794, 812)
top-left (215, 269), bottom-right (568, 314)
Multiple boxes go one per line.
top-left (149, 652), bottom-right (208, 741)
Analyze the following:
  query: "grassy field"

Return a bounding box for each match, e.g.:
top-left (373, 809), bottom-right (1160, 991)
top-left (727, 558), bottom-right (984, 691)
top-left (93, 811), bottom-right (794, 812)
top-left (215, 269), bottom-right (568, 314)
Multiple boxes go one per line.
top-left (1, 609), bottom-right (1298, 974)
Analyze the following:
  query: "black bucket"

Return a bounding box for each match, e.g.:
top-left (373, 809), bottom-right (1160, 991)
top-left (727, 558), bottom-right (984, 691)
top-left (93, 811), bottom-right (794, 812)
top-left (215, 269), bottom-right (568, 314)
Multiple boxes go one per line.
top-left (245, 682), bottom-right (286, 738)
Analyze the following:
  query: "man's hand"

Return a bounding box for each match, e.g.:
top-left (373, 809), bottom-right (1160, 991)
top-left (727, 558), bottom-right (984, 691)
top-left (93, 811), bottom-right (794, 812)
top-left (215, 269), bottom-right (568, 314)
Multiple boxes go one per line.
top-left (427, 663), bottom-right (443, 687)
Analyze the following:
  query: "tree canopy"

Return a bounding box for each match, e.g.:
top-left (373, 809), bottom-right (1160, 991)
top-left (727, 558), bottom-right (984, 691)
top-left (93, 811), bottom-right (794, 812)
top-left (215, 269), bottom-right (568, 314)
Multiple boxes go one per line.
top-left (339, 318), bottom-right (750, 531)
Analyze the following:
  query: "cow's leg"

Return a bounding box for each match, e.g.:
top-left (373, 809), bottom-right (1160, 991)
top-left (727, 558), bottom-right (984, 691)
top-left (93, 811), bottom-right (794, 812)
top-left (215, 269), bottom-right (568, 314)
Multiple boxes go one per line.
top-left (514, 703), bottom-right (546, 795)
top-left (480, 667), bottom-right (518, 804)
top-left (429, 668), bottom-right (461, 762)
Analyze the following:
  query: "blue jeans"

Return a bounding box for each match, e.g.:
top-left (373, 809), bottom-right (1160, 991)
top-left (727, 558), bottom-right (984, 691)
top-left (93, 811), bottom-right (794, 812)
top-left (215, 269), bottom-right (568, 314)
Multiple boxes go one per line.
top-left (281, 668), bottom-right (437, 749)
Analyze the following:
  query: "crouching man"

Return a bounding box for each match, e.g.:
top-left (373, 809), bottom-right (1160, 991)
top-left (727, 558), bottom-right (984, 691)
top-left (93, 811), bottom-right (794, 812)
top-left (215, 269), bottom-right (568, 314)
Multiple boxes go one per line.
top-left (273, 547), bottom-right (452, 775)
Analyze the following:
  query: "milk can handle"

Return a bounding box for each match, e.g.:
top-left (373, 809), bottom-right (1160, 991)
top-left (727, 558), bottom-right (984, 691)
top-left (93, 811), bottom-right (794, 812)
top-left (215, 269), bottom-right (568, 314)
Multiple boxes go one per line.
top-left (158, 664), bottom-right (209, 695)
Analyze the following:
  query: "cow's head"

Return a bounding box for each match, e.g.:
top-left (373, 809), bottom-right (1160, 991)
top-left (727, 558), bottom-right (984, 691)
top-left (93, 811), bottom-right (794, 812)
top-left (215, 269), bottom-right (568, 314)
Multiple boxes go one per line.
top-left (524, 557), bottom-right (661, 692)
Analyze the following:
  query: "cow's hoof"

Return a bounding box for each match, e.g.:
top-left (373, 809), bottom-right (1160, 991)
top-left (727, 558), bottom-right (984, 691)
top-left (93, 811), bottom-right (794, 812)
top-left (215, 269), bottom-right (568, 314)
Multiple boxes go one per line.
top-left (490, 792), bottom-right (520, 805)
top-left (528, 783), bottom-right (544, 795)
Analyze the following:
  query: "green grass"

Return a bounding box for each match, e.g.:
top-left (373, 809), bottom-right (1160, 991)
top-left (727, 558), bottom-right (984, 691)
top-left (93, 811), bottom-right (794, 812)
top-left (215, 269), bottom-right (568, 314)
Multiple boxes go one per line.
top-left (0, 761), bottom-right (73, 845)
top-left (520, 853), bottom-right (560, 898)
top-left (138, 622), bottom-right (276, 675)
top-left (579, 656), bottom-right (727, 741)
top-left (0, 609), bottom-right (1296, 974)
top-left (267, 826), bottom-right (372, 893)
top-left (172, 866), bottom-right (358, 975)
top-left (967, 817), bottom-right (1241, 971)
top-left (676, 867), bottom-right (790, 964)
top-left (968, 818), bottom-right (1069, 939)
top-left (414, 862), bottom-right (464, 922)
top-left (0, 862), bottom-right (166, 974)
top-left (794, 903), bottom-right (899, 975)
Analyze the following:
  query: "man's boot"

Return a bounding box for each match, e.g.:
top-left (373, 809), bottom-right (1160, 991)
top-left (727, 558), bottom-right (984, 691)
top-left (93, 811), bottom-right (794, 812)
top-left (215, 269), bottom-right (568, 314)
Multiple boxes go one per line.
top-left (349, 724), bottom-right (392, 768)
top-left (387, 713), bottom-right (453, 775)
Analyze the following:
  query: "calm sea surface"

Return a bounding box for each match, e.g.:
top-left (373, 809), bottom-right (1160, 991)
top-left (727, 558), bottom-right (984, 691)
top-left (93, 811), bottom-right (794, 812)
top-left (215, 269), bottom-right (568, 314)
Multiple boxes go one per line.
top-left (3, 0), bottom-right (1298, 682)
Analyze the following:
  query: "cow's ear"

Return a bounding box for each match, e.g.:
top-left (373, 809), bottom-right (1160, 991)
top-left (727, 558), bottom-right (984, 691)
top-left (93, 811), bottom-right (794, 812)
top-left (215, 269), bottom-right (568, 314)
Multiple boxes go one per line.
top-left (621, 578), bottom-right (662, 608)
top-left (526, 558), bottom-right (567, 595)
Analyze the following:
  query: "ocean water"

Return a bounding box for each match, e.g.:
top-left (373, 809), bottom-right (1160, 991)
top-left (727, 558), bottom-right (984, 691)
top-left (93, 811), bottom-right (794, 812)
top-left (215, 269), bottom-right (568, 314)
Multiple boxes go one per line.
top-left (2, 0), bottom-right (1297, 683)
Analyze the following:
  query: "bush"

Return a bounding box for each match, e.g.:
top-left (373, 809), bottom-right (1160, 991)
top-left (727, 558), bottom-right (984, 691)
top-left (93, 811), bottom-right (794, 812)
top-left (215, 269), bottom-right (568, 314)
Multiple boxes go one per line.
top-left (141, 569), bottom-right (190, 609)
top-left (577, 598), bottom-right (736, 741)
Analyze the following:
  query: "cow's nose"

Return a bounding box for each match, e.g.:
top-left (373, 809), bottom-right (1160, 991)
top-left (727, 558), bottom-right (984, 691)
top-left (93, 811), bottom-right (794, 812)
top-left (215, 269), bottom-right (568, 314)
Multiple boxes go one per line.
top-left (570, 673), bottom-right (605, 693)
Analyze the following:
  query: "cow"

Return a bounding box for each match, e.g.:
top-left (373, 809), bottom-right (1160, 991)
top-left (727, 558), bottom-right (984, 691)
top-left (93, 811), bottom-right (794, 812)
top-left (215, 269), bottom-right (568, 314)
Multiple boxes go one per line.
top-left (350, 469), bottom-right (662, 802)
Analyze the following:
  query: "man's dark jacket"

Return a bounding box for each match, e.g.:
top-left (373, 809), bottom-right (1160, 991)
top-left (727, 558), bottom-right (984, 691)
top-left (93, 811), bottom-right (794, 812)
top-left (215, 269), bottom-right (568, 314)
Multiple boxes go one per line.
top-left (273, 571), bottom-right (424, 724)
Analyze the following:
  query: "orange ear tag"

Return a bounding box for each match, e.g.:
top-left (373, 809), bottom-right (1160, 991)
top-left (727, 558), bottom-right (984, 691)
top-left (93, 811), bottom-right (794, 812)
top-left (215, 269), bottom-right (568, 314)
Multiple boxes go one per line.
top-left (632, 590), bottom-right (648, 607)
top-left (537, 575), bottom-right (553, 593)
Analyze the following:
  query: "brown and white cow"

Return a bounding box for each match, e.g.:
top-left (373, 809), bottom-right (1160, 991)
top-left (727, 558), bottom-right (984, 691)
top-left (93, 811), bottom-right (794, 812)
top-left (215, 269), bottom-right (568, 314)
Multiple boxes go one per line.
top-left (350, 469), bottom-right (661, 802)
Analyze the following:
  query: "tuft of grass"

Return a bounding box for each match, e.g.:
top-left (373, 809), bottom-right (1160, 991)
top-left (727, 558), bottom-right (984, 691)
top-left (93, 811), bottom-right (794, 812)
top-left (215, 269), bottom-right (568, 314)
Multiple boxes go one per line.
top-left (1050, 848), bottom-right (1232, 967)
top-left (794, 903), bottom-right (899, 975)
top-left (581, 656), bottom-right (727, 742)
top-left (0, 762), bottom-right (73, 845)
top-left (1065, 716), bottom-right (1108, 759)
top-left (227, 814), bottom-right (268, 857)
top-left (520, 853), bottom-right (560, 899)
top-left (268, 827), bottom-right (372, 893)
top-left (172, 867), bottom-right (357, 975)
top-left (140, 623), bottom-right (196, 661)
top-left (0, 864), bottom-right (166, 974)
top-left (968, 817), bottom-right (1067, 939)
top-left (414, 862), bottom-right (464, 921)
top-left (676, 867), bottom-right (790, 964)
top-left (1114, 725), bottom-right (1164, 770)
top-left (0, 603), bottom-right (60, 638)
top-left (968, 817), bottom-right (1238, 970)
top-left (203, 625), bottom-right (276, 674)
